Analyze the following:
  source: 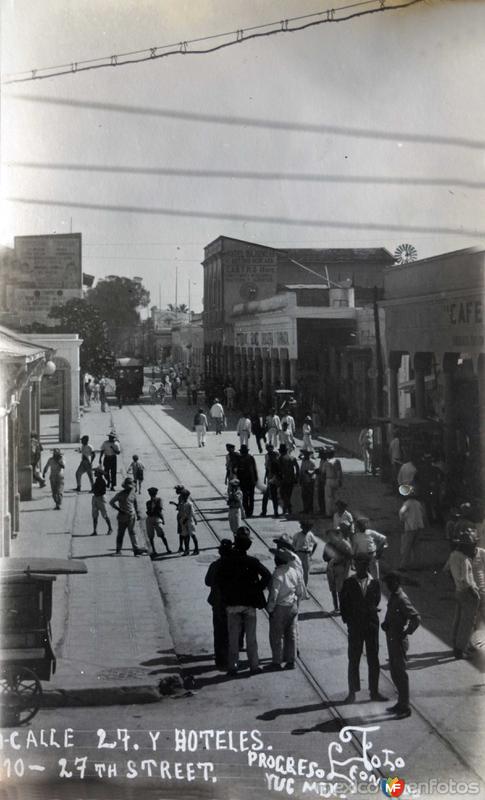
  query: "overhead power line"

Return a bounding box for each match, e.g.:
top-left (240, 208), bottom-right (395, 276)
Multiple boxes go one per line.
top-left (3, 0), bottom-right (423, 85)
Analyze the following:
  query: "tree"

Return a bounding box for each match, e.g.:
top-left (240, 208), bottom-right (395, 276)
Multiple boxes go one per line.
top-left (48, 298), bottom-right (115, 377)
top-left (87, 277), bottom-right (150, 330)
top-left (167, 303), bottom-right (189, 313)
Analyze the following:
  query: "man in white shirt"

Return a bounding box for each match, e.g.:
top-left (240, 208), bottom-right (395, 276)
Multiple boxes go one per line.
top-left (75, 435), bottom-right (95, 492)
top-left (236, 413), bottom-right (252, 447)
top-left (265, 409), bottom-right (281, 448)
top-left (352, 517), bottom-right (387, 579)
top-left (210, 398), bottom-right (225, 435)
top-left (389, 431), bottom-right (402, 487)
top-left (397, 459), bottom-right (417, 487)
top-left (266, 548), bottom-right (306, 670)
top-left (444, 529), bottom-right (480, 658)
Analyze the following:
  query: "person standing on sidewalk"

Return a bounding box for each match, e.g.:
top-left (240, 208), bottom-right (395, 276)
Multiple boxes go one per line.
top-left (91, 467), bottom-right (113, 535)
top-left (278, 444), bottom-right (299, 515)
top-left (74, 435), bottom-right (95, 492)
top-left (236, 412), bottom-right (252, 448)
top-left (145, 487), bottom-right (171, 558)
top-left (237, 445), bottom-right (258, 518)
top-left (340, 555), bottom-right (387, 704)
top-left (322, 448), bottom-right (343, 517)
top-left (358, 425), bottom-right (374, 474)
top-left (250, 412), bottom-right (266, 454)
top-left (193, 408), bottom-right (209, 447)
top-left (227, 478), bottom-right (246, 535)
top-left (444, 529), bottom-right (480, 659)
top-left (299, 450), bottom-right (317, 514)
top-left (266, 548), bottom-right (306, 671)
top-left (224, 384), bottom-right (236, 410)
top-left (302, 415), bottom-right (313, 451)
top-left (388, 430), bottom-right (402, 488)
top-left (42, 448), bottom-right (65, 509)
top-left (398, 485), bottom-right (425, 570)
top-left (99, 432), bottom-right (121, 491)
top-left (179, 488), bottom-right (199, 556)
top-left (261, 447), bottom-right (281, 518)
top-left (292, 521), bottom-right (318, 585)
top-left (109, 477), bottom-right (147, 556)
top-left (99, 380), bottom-right (107, 413)
top-left (210, 398), bottom-right (225, 435)
top-left (352, 517), bottom-right (388, 579)
top-left (333, 500), bottom-right (354, 532)
top-left (324, 524), bottom-right (353, 614)
top-left (382, 571), bottom-right (420, 720)
top-left (128, 454), bottom-right (145, 494)
top-left (265, 409), bottom-right (281, 448)
top-left (215, 528), bottom-right (271, 676)
top-left (205, 539), bottom-right (234, 671)
top-left (30, 433), bottom-right (46, 488)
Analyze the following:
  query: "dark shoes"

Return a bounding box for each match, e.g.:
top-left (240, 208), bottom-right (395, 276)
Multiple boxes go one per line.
top-left (343, 692), bottom-right (356, 704)
top-left (370, 692), bottom-right (388, 702)
top-left (91, 531), bottom-right (98, 536)
top-left (264, 663), bottom-right (283, 672)
top-left (284, 662), bottom-right (295, 670)
top-left (393, 706), bottom-right (412, 719)
top-left (249, 666), bottom-right (263, 675)
top-left (133, 547), bottom-right (148, 557)
top-left (192, 549), bottom-right (199, 555)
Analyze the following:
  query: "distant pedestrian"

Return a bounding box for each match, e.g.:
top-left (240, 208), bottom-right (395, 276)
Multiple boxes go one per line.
top-left (30, 432), bottom-right (46, 488)
top-left (302, 415), bottom-right (313, 451)
top-left (128, 454), bottom-right (145, 494)
top-left (224, 384), bottom-right (236, 410)
top-left (397, 457), bottom-right (417, 487)
top-left (321, 448), bottom-right (343, 517)
top-left (266, 548), bottom-right (306, 671)
top-left (324, 525), bottom-right (353, 613)
top-left (179, 488), bottom-right (199, 555)
top-left (316, 449), bottom-right (328, 515)
top-left (352, 517), bottom-right (388, 579)
top-left (236, 412), bottom-right (252, 448)
top-left (110, 477), bottom-right (147, 556)
top-left (279, 421), bottom-right (295, 453)
top-left (281, 410), bottom-right (296, 437)
top-left (398, 484), bottom-right (425, 570)
top-left (92, 381), bottom-right (100, 403)
top-left (170, 485), bottom-right (186, 553)
top-left (340, 555), bottom-right (387, 704)
top-left (237, 445), bottom-right (258, 518)
top-left (172, 376), bottom-right (179, 400)
top-left (215, 527), bottom-right (271, 676)
top-left (299, 450), bottom-right (317, 514)
top-left (382, 571), bottom-right (420, 720)
top-left (42, 448), bottom-right (65, 509)
top-left (205, 538), bottom-right (234, 671)
top-left (278, 444), bottom-right (300, 515)
top-left (333, 500), bottom-right (354, 532)
top-left (193, 408), bottom-right (209, 447)
top-left (145, 487), bottom-right (171, 557)
top-left (210, 398), bottom-right (225, 435)
top-left (91, 467), bottom-right (113, 535)
top-left (292, 521), bottom-right (318, 585)
top-left (444, 528), bottom-right (480, 659)
top-left (358, 426), bottom-right (374, 474)
top-left (250, 412), bottom-right (266, 453)
top-left (227, 478), bottom-right (245, 534)
top-left (261, 447), bottom-right (281, 518)
top-left (84, 378), bottom-right (92, 407)
top-left (265, 409), bottom-right (281, 448)
top-left (115, 385), bottom-right (123, 409)
top-left (99, 379), bottom-right (107, 412)
top-left (389, 430), bottom-right (402, 487)
top-left (99, 432), bottom-right (121, 490)
top-left (148, 382), bottom-right (158, 404)
top-left (225, 443), bottom-right (239, 485)
top-left (74, 435), bottom-right (95, 492)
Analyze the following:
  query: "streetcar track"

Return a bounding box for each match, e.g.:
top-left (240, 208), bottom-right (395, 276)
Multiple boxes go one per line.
top-left (126, 403), bottom-right (481, 780)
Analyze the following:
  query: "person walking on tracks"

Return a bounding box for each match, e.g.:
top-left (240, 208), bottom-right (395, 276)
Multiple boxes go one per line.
top-left (340, 555), bottom-right (387, 704)
top-left (145, 487), bottom-right (171, 558)
top-left (266, 547), bottom-right (306, 671)
top-left (236, 412), bottom-right (252, 448)
top-left (237, 445), bottom-right (258, 518)
top-left (179, 488), bottom-right (199, 556)
top-left (278, 444), bottom-right (299, 515)
top-left (91, 467), bottom-right (113, 535)
top-left (227, 478), bottom-right (246, 535)
top-left (109, 477), bottom-right (147, 556)
top-left (210, 398), bottom-right (225, 435)
top-left (193, 408), bottom-right (209, 447)
top-left (42, 448), bottom-right (65, 509)
top-left (265, 409), bottom-right (281, 449)
top-left (99, 431), bottom-right (121, 490)
top-left (205, 538), bottom-right (234, 671)
top-left (261, 446), bottom-right (281, 518)
top-left (299, 449), bottom-right (317, 514)
top-left (74, 435), bottom-right (95, 492)
top-left (128, 454), bottom-right (145, 494)
top-left (382, 571), bottom-right (420, 720)
top-left (292, 520), bottom-right (318, 586)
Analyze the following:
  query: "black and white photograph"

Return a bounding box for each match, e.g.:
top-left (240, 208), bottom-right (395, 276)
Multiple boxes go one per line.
top-left (0, 1), bottom-right (484, 798)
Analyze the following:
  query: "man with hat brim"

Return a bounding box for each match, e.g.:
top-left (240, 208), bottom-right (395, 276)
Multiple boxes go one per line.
top-left (320, 448), bottom-right (343, 518)
top-left (292, 520), bottom-right (318, 586)
top-left (237, 445), bottom-right (258, 518)
top-left (265, 409), bottom-right (281, 449)
top-left (299, 449), bottom-right (317, 515)
top-left (90, 465), bottom-right (113, 536)
top-left (213, 527), bottom-right (271, 676)
top-left (225, 444), bottom-right (240, 485)
top-left (178, 489), bottom-right (199, 556)
top-left (352, 518), bottom-right (387, 580)
top-left (302, 415), bottom-right (313, 452)
top-left (265, 545), bottom-right (306, 671)
top-left (398, 485), bottom-right (425, 571)
top-left (146, 487), bottom-right (171, 558)
top-left (30, 432), bottom-right (46, 488)
top-left (261, 445), bottom-right (281, 518)
top-left (444, 528), bottom-right (480, 658)
top-left (42, 448), bottom-right (65, 510)
top-left (205, 539), bottom-right (234, 670)
top-left (272, 534), bottom-right (306, 591)
top-left (382, 571), bottom-right (420, 719)
top-left (109, 478), bottom-right (147, 556)
top-left (227, 478), bottom-right (246, 535)
top-left (323, 526), bottom-right (353, 614)
top-left (99, 431), bottom-right (121, 491)
top-left (278, 444), bottom-right (300, 515)
top-left (75, 435), bottom-right (95, 492)
top-left (340, 555), bottom-right (387, 704)
top-left (170, 485), bottom-right (186, 553)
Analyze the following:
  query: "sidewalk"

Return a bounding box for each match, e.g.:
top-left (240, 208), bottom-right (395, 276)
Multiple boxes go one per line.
top-left (12, 404), bottom-right (182, 707)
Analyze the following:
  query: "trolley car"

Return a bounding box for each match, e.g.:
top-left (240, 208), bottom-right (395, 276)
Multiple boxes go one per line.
top-left (114, 357), bottom-right (144, 403)
top-left (0, 558), bottom-right (87, 725)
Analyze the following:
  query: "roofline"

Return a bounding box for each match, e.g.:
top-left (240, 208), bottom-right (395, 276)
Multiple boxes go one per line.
top-left (204, 235), bottom-right (394, 263)
top-left (384, 246), bottom-right (484, 272)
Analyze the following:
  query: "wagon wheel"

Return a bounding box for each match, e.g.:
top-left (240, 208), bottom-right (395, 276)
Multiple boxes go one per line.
top-left (0, 666), bottom-right (42, 725)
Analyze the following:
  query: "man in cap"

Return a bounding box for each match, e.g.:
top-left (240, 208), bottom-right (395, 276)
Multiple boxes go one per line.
top-left (109, 477), bottom-right (147, 556)
top-left (99, 431), bottom-right (121, 491)
top-left (261, 445), bottom-right (281, 518)
top-left (205, 539), bottom-right (234, 671)
top-left (42, 448), bottom-right (65, 509)
top-left (340, 555), bottom-right (387, 704)
top-left (382, 571), bottom-right (420, 719)
top-left (91, 466), bottom-right (113, 535)
top-left (398, 484), bottom-right (425, 570)
top-left (146, 487), bottom-right (171, 557)
top-left (179, 488), bottom-right (199, 556)
top-left (74, 435), bottom-right (95, 492)
top-left (266, 546), bottom-right (306, 671)
top-left (215, 527), bottom-right (271, 676)
top-left (278, 444), bottom-right (300, 515)
top-left (237, 445), bottom-right (258, 518)
top-left (299, 449), bottom-right (317, 514)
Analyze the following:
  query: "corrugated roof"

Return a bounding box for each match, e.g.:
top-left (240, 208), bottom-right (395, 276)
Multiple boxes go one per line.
top-left (0, 324), bottom-right (48, 362)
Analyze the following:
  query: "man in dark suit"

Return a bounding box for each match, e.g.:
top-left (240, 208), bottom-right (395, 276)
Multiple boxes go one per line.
top-left (340, 556), bottom-right (387, 703)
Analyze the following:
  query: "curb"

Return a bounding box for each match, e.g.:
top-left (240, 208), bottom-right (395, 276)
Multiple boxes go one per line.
top-left (40, 672), bottom-right (184, 708)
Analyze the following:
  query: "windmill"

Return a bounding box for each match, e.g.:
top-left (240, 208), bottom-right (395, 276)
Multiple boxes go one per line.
top-left (394, 243), bottom-right (418, 264)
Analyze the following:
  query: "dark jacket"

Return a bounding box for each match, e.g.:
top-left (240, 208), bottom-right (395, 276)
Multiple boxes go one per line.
top-left (92, 475), bottom-right (107, 497)
top-left (146, 497), bottom-right (163, 519)
top-left (236, 454), bottom-right (258, 486)
top-left (340, 575), bottom-right (381, 628)
top-left (382, 587), bottom-right (420, 639)
top-left (215, 550), bottom-right (271, 609)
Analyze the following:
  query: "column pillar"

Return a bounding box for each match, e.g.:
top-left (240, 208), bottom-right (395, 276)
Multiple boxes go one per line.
top-left (18, 384), bottom-right (33, 501)
top-left (413, 353), bottom-right (429, 418)
top-left (246, 349), bottom-right (254, 405)
top-left (270, 350), bottom-right (278, 389)
top-left (289, 358), bottom-right (298, 389)
top-left (31, 377), bottom-right (41, 437)
top-left (8, 411), bottom-right (19, 533)
top-left (478, 355), bottom-right (485, 490)
top-left (262, 353), bottom-right (270, 404)
top-left (388, 352), bottom-right (402, 420)
top-left (254, 352), bottom-right (262, 399)
top-left (234, 350), bottom-right (241, 395)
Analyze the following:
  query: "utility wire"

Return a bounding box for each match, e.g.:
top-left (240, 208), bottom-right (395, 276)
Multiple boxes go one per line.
top-left (3, 0), bottom-right (423, 85)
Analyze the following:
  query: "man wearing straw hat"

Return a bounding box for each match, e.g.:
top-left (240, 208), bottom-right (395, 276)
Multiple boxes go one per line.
top-left (398, 484), bottom-right (425, 571)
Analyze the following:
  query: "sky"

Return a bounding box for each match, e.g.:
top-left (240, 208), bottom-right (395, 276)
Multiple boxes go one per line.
top-left (1, 0), bottom-right (485, 314)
